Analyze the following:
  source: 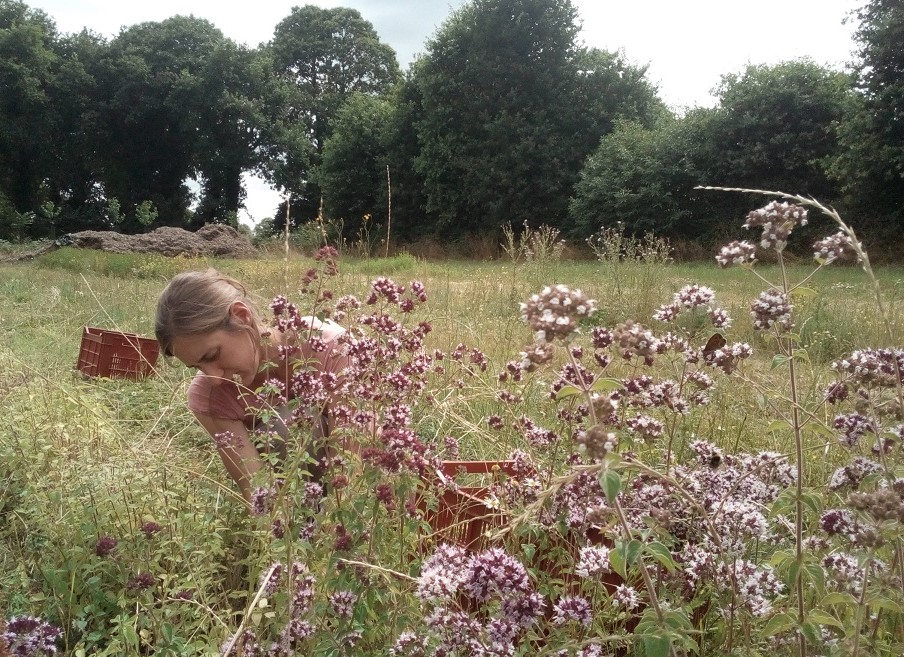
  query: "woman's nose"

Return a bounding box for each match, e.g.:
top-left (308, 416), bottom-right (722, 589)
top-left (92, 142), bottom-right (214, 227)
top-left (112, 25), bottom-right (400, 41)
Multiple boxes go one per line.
top-left (200, 364), bottom-right (226, 383)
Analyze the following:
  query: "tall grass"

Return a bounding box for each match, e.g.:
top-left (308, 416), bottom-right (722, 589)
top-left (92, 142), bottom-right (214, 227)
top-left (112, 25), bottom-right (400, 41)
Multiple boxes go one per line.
top-left (0, 228), bottom-right (902, 655)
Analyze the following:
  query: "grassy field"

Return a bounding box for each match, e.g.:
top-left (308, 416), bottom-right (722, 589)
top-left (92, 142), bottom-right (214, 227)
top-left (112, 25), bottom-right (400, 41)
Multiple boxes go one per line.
top-left (1, 246), bottom-right (903, 656)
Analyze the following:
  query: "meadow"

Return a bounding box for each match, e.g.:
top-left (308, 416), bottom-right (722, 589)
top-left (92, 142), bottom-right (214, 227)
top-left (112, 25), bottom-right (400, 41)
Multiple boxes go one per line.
top-left (1, 202), bottom-right (904, 656)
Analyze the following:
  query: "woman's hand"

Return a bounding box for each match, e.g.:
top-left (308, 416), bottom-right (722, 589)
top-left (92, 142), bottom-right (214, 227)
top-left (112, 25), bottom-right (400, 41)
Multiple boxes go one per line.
top-left (192, 413), bottom-right (263, 506)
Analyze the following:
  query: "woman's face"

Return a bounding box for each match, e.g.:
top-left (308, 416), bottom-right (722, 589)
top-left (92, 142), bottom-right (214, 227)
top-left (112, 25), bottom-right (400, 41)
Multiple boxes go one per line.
top-left (169, 302), bottom-right (262, 387)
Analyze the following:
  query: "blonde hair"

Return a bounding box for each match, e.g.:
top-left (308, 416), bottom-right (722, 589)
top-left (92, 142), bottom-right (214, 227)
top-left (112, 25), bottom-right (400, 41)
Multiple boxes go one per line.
top-left (155, 269), bottom-right (264, 357)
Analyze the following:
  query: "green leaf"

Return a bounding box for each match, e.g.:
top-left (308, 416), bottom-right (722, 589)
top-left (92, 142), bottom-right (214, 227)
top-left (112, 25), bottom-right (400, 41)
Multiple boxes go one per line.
top-left (762, 612), bottom-right (797, 637)
top-left (791, 286), bottom-right (818, 300)
top-left (799, 491), bottom-right (823, 515)
top-left (770, 549), bottom-right (796, 568)
top-left (590, 377), bottom-right (624, 393)
top-left (521, 543), bottom-right (536, 562)
top-left (867, 596), bottom-right (903, 613)
top-left (821, 591), bottom-right (858, 606)
top-left (804, 422), bottom-right (837, 440)
top-left (642, 633), bottom-right (671, 657)
top-left (600, 469), bottom-right (621, 503)
top-left (806, 609), bottom-right (844, 629)
top-left (767, 419), bottom-right (791, 433)
top-left (792, 348), bottom-right (811, 363)
top-left (803, 560), bottom-right (826, 593)
top-left (771, 354), bottom-right (791, 369)
top-left (555, 384), bottom-right (583, 400)
top-left (799, 621), bottom-right (821, 644)
top-left (625, 539), bottom-right (644, 567)
top-left (786, 558), bottom-right (802, 590)
top-left (121, 623), bottom-right (139, 647)
top-left (609, 544), bottom-right (627, 579)
top-left (646, 541), bottom-right (677, 572)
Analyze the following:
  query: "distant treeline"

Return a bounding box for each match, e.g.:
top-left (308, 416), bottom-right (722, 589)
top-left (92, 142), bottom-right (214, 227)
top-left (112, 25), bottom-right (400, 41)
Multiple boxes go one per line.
top-left (0, 0), bottom-right (901, 250)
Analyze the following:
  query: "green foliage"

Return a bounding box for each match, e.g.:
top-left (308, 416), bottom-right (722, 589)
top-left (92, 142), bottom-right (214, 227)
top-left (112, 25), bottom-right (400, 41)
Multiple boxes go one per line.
top-left (568, 116), bottom-right (704, 239)
top-left (97, 17), bottom-right (231, 232)
top-left (0, 0), bottom-right (60, 221)
top-left (829, 0), bottom-right (904, 243)
top-left (34, 247), bottom-right (195, 279)
top-left (134, 200), bottom-right (157, 228)
top-left (317, 93), bottom-right (393, 237)
top-left (267, 5), bottom-right (401, 223)
top-left (1, 0), bottom-right (902, 254)
top-left (571, 60), bottom-right (854, 245)
top-left (586, 222), bottom-right (673, 265)
top-left (351, 252), bottom-right (419, 276)
top-left (501, 221), bottom-right (566, 264)
top-left (413, 0), bottom-right (662, 237)
top-left (710, 60), bottom-right (853, 200)
top-left (0, 189), bottom-right (33, 240)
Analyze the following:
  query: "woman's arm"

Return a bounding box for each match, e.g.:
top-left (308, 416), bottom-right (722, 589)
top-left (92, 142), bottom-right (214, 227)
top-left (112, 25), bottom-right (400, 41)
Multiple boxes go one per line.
top-left (192, 412), bottom-right (263, 505)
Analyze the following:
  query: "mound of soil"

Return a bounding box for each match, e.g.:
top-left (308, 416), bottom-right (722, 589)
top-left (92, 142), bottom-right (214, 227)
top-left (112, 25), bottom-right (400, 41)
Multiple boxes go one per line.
top-left (66, 224), bottom-right (257, 259)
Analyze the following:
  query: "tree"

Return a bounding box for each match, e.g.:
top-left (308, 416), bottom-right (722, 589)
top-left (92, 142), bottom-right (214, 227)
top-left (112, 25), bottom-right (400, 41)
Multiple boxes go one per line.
top-left (412, 0), bottom-right (662, 238)
top-left (191, 42), bottom-right (273, 227)
top-left (569, 111), bottom-right (719, 241)
top-left (44, 29), bottom-right (110, 234)
top-left (0, 1), bottom-right (59, 226)
top-left (381, 70), bottom-right (430, 241)
top-left (708, 60), bottom-right (853, 201)
top-left (92, 17), bottom-right (227, 231)
top-left (317, 93), bottom-right (392, 237)
top-left (570, 61), bottom-right (853, 246)
top-left (830, 0), bottom-right (904, 242)
top-left (571, 47), bottom-right (667, 137)
top-left (268, 5), bottom-right (400, 224)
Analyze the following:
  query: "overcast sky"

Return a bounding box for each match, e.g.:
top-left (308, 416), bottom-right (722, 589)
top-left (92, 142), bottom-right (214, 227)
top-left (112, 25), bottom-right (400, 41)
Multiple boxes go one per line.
top-left (29, 0), bottom-right (863, 224)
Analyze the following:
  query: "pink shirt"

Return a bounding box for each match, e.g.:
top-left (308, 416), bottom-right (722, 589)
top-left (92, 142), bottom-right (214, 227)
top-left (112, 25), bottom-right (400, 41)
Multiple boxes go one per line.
top-left (186, 321), bottom-right (348, 426)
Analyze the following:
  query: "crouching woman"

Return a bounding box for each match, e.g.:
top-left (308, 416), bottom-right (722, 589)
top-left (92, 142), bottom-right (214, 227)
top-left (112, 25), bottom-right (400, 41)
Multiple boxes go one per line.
top-left (155, 269), bottom-right (347, 506)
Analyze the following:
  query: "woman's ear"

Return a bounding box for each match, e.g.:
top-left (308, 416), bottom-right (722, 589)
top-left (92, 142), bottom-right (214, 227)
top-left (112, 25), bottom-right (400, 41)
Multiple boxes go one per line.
top-left (229, 300), bottom-right (255, 327)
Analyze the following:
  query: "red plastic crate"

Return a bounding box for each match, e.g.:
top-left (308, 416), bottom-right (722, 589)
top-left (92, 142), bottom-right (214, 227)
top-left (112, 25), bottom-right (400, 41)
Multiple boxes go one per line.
top-left (76, 326), bottom-right (159, 380)
top-left (422, 460), bottom-right (518, 550)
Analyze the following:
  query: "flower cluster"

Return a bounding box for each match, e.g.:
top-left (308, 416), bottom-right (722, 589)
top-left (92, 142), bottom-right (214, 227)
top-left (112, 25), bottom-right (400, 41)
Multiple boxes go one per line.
top-left (831, 348), bottom-right (904, 390)
top-left (575, 545), bottom-right (611, 578)
top-left (750, 289), bottom-right (793, 331)
top-left (520, 285), bottom-right (596, 342)
top-left (1, 616), bottom-right (62, 656)
top-left (413, 545), bottom-right (544, 655)
top-left (719, 559), bottom-right (783, 616)
top-left (329, 590), bottom-right (357, 619)
top-left (702, 340), bottom-right (752, 375)
top-left (552, 595), bottom-right (592, 626)
top-left (653, 284), bottom-right (732, 333)
top-left (716, 240), bottom-right (757, 267)
top-left (612, 321), bottom-right (662, 364)
top-left (95, 535), bottom-right (117, 557)
top-left (813, 231), bottom-right (860, 263)
top-left (743, 201), bottom-right (808, 251)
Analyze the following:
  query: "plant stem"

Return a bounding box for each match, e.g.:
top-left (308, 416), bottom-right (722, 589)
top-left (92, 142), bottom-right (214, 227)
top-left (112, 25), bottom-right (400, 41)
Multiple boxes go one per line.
top-left (852, 558), bottom-right (873, 657)
top-left (779, 254), bottom-right (807, 657)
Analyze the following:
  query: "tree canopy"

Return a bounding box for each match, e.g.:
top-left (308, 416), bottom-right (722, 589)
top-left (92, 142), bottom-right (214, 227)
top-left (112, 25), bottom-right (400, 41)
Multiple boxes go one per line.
top-left (267, 5), bottom-right (401, 224)
top-left (410, 0), bottom-right (663, 237)
top-left (0, 0), bottom-right (902, 253)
